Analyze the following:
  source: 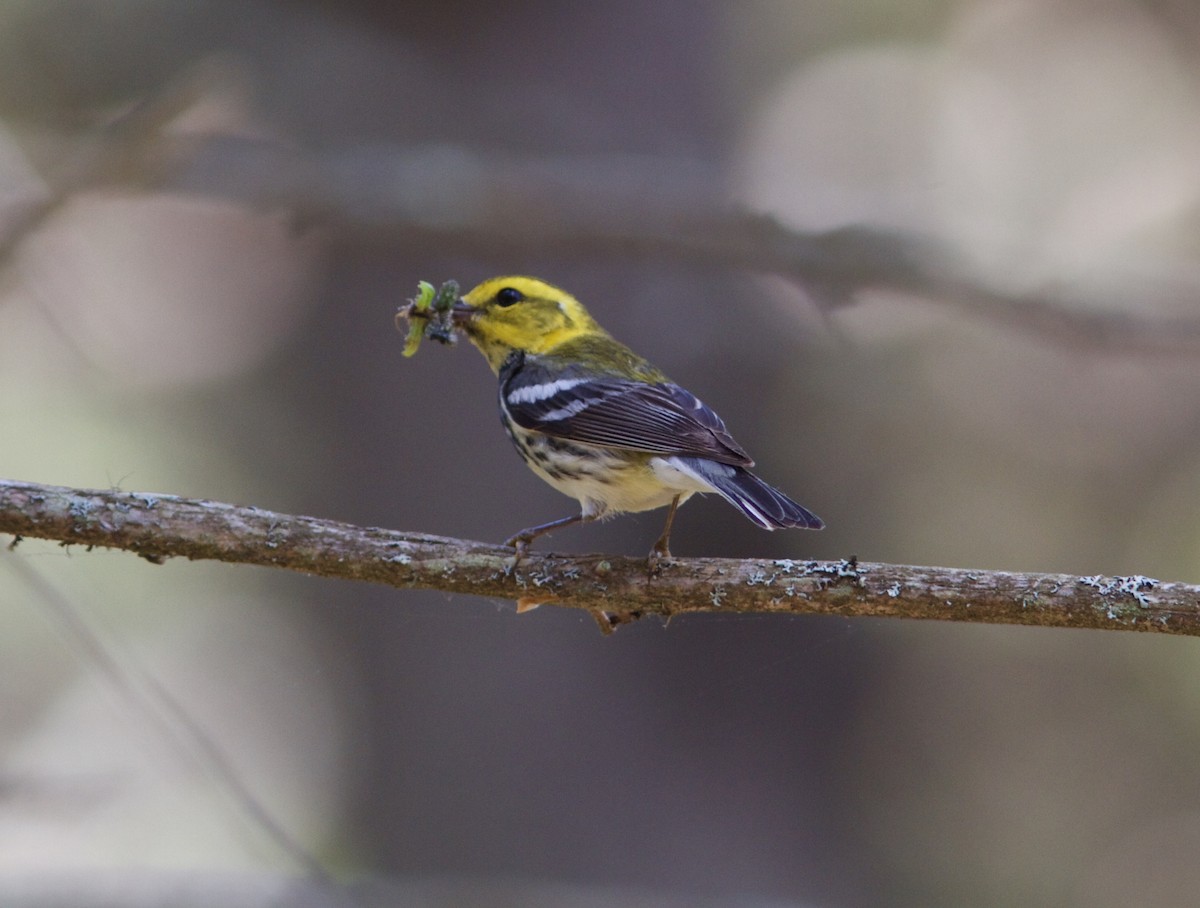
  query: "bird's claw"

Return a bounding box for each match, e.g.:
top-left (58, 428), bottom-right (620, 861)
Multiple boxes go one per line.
top-left (646, 540), bottom-right (673, 574)
top-left (504, 535), bottom-right (531, 572)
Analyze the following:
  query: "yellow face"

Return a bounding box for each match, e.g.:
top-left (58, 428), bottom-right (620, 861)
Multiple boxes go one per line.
top-left (456, 276), bottom-right (606, 371)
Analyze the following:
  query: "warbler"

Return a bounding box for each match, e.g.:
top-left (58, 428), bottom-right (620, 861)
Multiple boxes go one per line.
top-left (450, 276), bottom-right (823, 560)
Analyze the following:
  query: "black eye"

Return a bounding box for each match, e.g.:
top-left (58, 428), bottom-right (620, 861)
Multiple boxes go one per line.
top-left (495, 287), bottom-right (524, 307)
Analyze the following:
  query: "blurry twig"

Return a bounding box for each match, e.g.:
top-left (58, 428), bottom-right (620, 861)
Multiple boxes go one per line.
top-left (0, 67), bottom-right (215, 268)
top-left (6, 557), bottom-right (341, 893)
top-left (158, 136), bottom-right (1200, 355)
top-left (5, 96), bottom-right (1200, 354)
top-left (2, 477), bottom-right (1196, 637)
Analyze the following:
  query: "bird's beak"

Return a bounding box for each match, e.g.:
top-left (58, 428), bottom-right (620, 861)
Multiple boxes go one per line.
top-left (451, 300), bottom-right (477, 327)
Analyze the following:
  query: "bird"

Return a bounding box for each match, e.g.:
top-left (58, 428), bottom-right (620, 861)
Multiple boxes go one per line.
top-left (448, 276), bottom-right (823, 562)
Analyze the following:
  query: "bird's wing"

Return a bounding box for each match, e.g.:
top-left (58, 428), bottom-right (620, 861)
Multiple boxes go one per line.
top-left (501, 362), bottom-right (754, 466)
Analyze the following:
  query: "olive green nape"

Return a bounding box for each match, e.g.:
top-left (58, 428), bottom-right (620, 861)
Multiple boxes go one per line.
top-left (548, 333), bottom-right (670, 383)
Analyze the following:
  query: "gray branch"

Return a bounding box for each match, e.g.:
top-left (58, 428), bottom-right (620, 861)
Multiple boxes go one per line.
top-left (5, 64), bottom-right (1200, 356)
top-left (154, 134), bottom-right (1200, 355)
top-left (1, 478), bottom-right (1194, 635)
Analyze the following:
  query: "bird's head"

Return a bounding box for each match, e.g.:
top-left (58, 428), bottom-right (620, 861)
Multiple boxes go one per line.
top-left (453, 276), bottom-right (607, 372)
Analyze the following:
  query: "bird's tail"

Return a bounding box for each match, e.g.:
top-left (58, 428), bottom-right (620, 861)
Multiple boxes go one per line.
top-left (673, 457), bottom-right (824, 530)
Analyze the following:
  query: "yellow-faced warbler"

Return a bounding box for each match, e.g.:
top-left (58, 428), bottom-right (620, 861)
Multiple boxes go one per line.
top-left (440, 276), bottom-right (823, 560)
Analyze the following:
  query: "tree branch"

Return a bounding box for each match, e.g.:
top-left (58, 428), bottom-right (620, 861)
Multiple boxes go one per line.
top-left (9, 95), bottom-right (1200, 356)
top-left (2, 478), bottom-right (1195, 635)
top-left (150, 135), bottom-right (1200, 356)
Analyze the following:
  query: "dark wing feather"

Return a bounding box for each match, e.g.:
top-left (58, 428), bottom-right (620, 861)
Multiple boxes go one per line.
top-left (501, 359), bottom-right (753, 466)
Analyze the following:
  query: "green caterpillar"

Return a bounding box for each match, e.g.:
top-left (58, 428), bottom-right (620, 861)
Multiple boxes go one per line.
top-left (397, 279), bottom-right (460, 357)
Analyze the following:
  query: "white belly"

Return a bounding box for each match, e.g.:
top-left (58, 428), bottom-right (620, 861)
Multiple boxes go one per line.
top-left (511, 429), bottom-right (710, 518)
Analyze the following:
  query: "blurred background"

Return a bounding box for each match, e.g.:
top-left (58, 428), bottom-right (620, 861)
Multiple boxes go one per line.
top-left (3, 1), bottom-right (1200, 906)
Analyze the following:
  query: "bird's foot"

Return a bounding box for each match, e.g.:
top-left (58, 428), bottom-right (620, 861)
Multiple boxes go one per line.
top-left (503, 534), bottom-right (532, 572)
top-left (646, 539), bottom-right (673, 574)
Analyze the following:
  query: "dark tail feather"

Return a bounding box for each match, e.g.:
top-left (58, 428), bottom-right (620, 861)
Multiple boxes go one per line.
top-left (716, 468), bottom-right (824, 530)
top-left (681, 458), bottom-right (823, 530)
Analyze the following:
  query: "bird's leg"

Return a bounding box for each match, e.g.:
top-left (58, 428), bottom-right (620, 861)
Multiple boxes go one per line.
top-left (505, 512), bottom-right (594, 565)
top-left (648, 495), bottom-right (682, 568)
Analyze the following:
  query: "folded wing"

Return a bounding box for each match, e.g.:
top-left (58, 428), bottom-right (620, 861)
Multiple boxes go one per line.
top-left (501, 359), bottom-right (754, 467)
